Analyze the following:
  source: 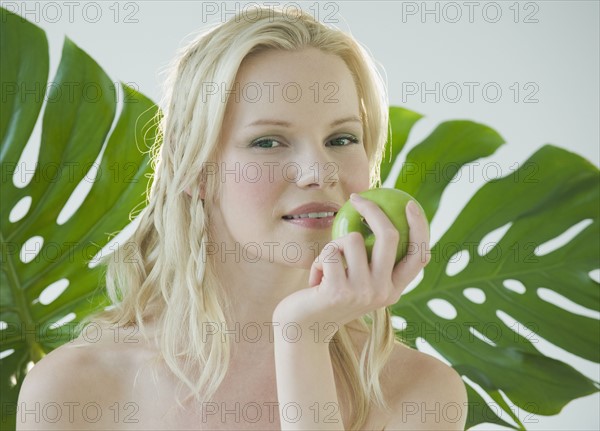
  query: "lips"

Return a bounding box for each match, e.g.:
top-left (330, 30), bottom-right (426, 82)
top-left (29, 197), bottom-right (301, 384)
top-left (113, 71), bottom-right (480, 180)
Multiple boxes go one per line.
top-left (282, 202), bottom-right (341, 219)
top-left (283, 211), bottom-right (337, 220)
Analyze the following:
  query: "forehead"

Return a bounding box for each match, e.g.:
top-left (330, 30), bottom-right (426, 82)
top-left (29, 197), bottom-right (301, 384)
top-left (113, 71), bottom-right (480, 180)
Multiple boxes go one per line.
top-left (223, 47), bottom-right (361, 124)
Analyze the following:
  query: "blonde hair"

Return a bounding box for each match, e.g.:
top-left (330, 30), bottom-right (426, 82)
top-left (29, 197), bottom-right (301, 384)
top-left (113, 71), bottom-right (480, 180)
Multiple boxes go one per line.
top-left (79, 6), bottom-right (397, 429)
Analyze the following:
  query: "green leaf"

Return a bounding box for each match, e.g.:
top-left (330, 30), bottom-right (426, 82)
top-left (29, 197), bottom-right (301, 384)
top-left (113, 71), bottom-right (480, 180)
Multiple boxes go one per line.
top-left (462, 384), bottom-right (522, 430)
top-left (0, 8), bottom-right (158, 430)
top-left (0, 8), bottom-right (49, 165)
top-left (396, 120), bottom-right (506, 223)
top-left (389, 120), bottom-right (599, 427)
top-left (379, 106), bottom-right (423, 185)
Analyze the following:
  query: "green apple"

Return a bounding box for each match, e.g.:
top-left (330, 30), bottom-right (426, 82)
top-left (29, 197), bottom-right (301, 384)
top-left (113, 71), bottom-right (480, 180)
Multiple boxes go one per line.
top-left (331, 188), bottom-right (426, 264)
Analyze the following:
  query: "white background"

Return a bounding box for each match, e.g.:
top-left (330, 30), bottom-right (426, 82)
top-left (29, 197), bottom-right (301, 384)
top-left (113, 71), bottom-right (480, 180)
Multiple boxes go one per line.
top-left (4, 1), bottom-right (599, 430)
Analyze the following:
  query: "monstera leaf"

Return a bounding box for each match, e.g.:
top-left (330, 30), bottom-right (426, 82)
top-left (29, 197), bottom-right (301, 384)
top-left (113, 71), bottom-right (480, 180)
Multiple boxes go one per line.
top-left (385, 108), bottom-right (600, 429)
top-left (0, 8), bottom-right (158, 430)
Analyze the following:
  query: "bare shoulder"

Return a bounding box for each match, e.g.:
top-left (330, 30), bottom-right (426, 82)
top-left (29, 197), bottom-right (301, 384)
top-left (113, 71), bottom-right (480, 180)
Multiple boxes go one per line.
top-left (16, 322), bottom-right (150, 430)
top-left (383, 341), bottom-right (468, 430)
top-left (346, 325), bottom-right (467, 430)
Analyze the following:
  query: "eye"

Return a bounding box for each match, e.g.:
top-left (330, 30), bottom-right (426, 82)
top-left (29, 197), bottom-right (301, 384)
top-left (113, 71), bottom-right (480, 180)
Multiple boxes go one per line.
top-left (249, 138), bottom-right (282, 149)
top-left (328, 135), bottom-right (361, 147)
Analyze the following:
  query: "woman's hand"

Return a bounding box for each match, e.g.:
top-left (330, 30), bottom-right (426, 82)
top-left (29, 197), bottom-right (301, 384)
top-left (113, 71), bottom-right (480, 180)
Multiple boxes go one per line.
top-left (273, 193), bottom-right (431, 332)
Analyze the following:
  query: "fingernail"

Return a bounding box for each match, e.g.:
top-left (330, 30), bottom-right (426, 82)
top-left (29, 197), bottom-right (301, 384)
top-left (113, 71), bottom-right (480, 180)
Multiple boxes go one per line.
top-left (350, 193), bottom-right (363, 202)
top-left (408, 200), bottom-right (420, 216)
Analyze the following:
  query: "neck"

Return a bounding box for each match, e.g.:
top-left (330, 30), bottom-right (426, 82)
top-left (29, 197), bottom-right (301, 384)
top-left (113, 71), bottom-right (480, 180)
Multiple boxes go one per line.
top-left (215, 256), bottom-right (310, 325)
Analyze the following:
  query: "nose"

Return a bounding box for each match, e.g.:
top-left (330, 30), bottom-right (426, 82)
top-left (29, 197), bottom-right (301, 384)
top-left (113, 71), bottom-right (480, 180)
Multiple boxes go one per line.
top-left (294, 159), bottom-right (339, 188)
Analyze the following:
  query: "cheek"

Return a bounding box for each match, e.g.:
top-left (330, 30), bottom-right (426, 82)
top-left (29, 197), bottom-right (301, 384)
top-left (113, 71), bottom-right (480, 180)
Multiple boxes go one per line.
top-left (341, 153), bottom-right (371, 192)
top-left (222, 163), bottom-right (282, 219)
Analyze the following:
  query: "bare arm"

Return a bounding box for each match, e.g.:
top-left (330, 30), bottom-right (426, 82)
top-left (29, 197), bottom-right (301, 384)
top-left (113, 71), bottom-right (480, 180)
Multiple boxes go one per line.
top-left (272, 317), bottom-right (344, 431)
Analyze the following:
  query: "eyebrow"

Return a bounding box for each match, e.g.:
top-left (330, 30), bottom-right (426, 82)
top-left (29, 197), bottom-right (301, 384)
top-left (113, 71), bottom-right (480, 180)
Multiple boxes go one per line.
top-left (245, 116), bottom-right (362, 128)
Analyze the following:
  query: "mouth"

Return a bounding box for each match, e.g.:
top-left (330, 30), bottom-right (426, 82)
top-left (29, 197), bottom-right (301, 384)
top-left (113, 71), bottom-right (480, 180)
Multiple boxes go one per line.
top-left (282, 211), bottom-right (338, 220)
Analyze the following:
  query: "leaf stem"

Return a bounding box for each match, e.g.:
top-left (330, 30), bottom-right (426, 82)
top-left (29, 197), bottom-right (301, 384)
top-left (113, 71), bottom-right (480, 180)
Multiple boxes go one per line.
top-left (1, 230), bottom-right (46, 362)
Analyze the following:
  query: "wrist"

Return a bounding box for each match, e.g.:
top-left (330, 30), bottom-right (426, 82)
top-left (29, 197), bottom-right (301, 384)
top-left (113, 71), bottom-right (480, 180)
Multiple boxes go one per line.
top-left (271, 318), bottom-right (340, 345)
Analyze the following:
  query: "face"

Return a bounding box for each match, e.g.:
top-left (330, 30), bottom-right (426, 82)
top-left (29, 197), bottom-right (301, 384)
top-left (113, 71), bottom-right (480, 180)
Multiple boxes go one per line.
top-left (208, 47), bottom-right (370, 268)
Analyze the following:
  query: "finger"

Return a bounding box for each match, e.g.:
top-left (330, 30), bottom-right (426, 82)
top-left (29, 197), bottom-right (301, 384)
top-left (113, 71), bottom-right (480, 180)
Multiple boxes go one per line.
top-left (341, 231), bottom-right (369, 282)
top-left (308, 257), bottom-right (323, 288)
top-left (392, 200), bottom-right (431, 288)
top-left (310, 241), bottom-right (347, 285)
top-left (350, 194), bottom-right (399, 276)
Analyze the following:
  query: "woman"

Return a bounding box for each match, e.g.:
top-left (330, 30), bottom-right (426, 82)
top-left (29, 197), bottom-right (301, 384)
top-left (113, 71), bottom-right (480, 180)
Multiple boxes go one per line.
top-left (18, 6), bottom-right (467, 430)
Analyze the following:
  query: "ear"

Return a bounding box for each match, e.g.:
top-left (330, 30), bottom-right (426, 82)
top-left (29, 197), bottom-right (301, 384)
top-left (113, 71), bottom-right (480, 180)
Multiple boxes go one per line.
top-left (184, 184), bottom-right (206, 200)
